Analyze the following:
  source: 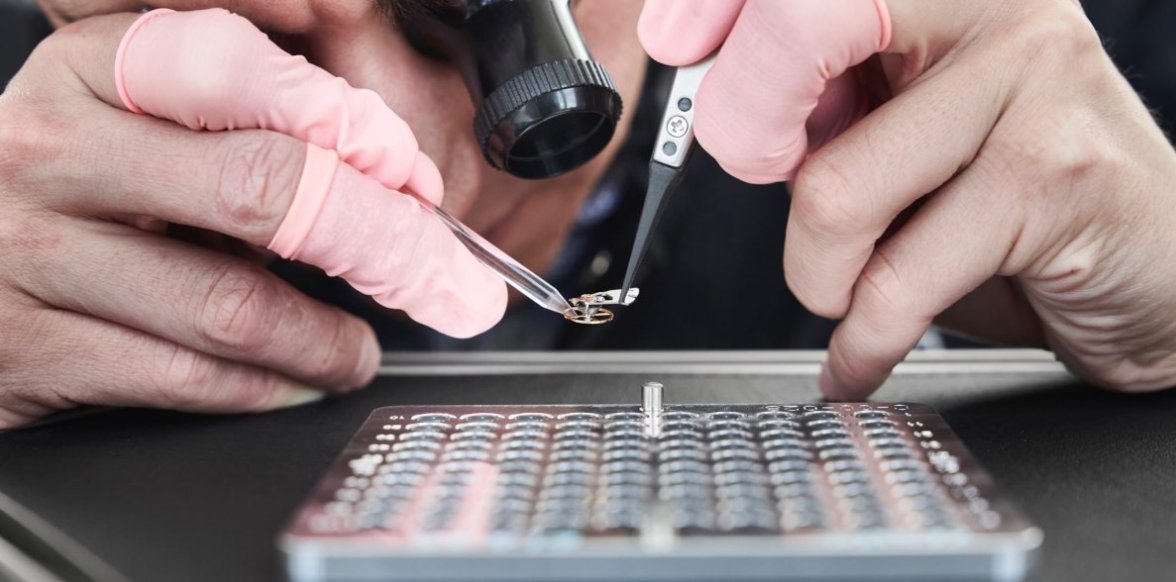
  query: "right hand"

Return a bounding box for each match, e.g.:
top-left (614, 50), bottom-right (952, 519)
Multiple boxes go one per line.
top-left (640, 0), bottom-right (1176, 399)
top-left (0, 9), bottom-right (507, 428)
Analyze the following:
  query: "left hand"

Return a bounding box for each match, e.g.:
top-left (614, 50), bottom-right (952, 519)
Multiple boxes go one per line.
top-left (640, 0), bottom-right (1176, 398)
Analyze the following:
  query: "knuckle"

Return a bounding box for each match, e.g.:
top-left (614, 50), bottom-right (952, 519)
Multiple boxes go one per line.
top-left (856, 251), bottom-right (911, 317)
top-left (195, 262), bottom-right (277, 356)
top-left (231, 373), bottom-right (285, 412)
top-left (14, 19), bottom-right (108, 96)
top-left (1047, 136), bottom-right (1112, 187)
top-left (995, 108), bottom-right (1120, 196)
top-left (214, 133), bottom-right (304, 237)
top-left (21, 26), bottom-right (72, 70)
top-left (155, 345), bottom-right (279, 412)
top-left (1005, 6), bottom-right (1101, 68)
top-left (154, 345), bottom-right (219, 409)
top-left (0, 215), bottom-right (63, 267)
top-left (0, 106), bottom-right (51, 192)
top-left (791, 156), bottom-right (864, 239)
top-left (1046, 109), bottom-right (1123, 184)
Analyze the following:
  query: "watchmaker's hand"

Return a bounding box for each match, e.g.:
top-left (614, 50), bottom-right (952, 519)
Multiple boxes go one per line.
top-left (0, 10), bottom-right (505, 428)
top-left (641, 0), bottom-right (1176, 397)
top-left (115, 9), bottom-right (506, 337)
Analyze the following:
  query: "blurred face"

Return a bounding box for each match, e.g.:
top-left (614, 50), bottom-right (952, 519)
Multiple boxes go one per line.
top-left (39, 0), bottom-right (648, 277)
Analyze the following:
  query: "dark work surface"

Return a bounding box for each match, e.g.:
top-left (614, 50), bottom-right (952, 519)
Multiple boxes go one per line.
top-left (1, 360), bottom-right (1175, 582)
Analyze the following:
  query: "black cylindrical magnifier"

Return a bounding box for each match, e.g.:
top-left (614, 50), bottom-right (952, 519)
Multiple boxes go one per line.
top-left (401, 0), bottom-right (623, 179)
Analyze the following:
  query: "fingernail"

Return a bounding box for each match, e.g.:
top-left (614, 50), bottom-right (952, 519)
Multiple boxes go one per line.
top-left (268, 385), bottom-right (326, 410)
top-left (354, 339), bottom-right (381, 387)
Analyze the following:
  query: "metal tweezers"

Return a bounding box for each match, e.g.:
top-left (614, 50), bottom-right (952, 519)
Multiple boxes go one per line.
top-left (418, 56), bottom-right (715, 320)
top-left (618, 55), bottom-right (717, 300)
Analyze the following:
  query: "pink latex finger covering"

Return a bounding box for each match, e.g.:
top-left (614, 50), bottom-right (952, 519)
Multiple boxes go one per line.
top-left (115, 8), bottom-right (175, 114)
top-left (114, 8), bottom-right (505, 336)
top-left (293, 165), bottom-right (507, 338)
top-left (115, 8), bottom-right (438, 203)
top-left (692, 0), bottom-right (892, 183)
top-left (268, 144), bottom-right (338, 259)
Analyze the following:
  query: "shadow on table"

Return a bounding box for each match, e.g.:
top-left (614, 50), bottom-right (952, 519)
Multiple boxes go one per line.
top-left (936, 383), bottom-right (1176, 582)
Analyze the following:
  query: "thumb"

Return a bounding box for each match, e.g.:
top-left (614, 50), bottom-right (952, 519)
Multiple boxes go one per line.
top-left (638, 0), bottom-right (745, 66)
top-left (676, 0), bottom-right (891, 183)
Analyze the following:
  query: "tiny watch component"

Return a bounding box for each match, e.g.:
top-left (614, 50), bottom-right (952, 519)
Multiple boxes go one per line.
top-left (563, 288), bottom-right (640, 325)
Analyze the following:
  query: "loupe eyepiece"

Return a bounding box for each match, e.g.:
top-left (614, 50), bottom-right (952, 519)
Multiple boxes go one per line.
top-left (402, 0), bottom-right (622, 180)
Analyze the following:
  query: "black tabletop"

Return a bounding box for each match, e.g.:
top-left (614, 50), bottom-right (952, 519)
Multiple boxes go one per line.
top-left (0, 351), bottom-right (1174, 582)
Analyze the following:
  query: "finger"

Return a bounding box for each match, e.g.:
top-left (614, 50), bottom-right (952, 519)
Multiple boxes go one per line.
top-left (16, 219), bottom-right (379, 390)
top-left (820, 157), bottom-right (1023, 400)
top-left (37, 0), bottom-right (325, 34)
top-left (51, 10), bottom-right (441, 204)
top-left (1, 308), bottom-right (330, 430)
top-left (784, 48), bottom-right (1008, 320)
top-left (293, 151), bottom-right (507, 338)
top-left (36, 11), bottom-right (503, 333)
top-left (50, 122), bottom-right (505, 337)
top-left (692, 0), bottom-right (890, 184)
top-left (122, 8), bottom-right (441, 202)
top-left (51, 11), bottom-right (506, 336)
top-left (163, 224), bottom-right (278, 265)
top-left (637, 0), bottom-right (745, 66)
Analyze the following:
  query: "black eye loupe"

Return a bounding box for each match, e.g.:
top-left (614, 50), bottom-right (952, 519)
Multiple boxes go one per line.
top-left (401, 0), bottom-right (623, 180)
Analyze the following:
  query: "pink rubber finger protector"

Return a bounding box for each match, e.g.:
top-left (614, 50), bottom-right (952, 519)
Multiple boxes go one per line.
top-left (267, 144), bottom-right (338, 259)
top-left (116, 8), bottom-right (440, 203)
top-left (294, 149), bottom-right (506, 338)
top-left (115, 9), bottom-right (505, 337)
top-left (639, 0), bottom-right (891, 183)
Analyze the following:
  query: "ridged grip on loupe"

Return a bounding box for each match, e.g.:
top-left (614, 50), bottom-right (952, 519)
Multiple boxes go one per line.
top-left (401, 0), bottom-right (623, 180)
top-left (474, 58), bottom-right (622, 179)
